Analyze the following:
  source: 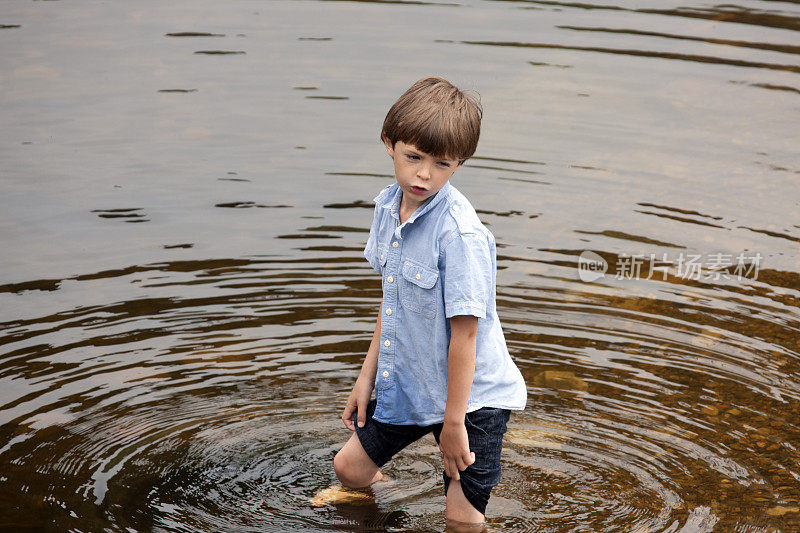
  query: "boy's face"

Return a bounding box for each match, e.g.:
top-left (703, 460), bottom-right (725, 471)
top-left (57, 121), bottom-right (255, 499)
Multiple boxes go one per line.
top-left (383, 137), bottom-right (462, 211)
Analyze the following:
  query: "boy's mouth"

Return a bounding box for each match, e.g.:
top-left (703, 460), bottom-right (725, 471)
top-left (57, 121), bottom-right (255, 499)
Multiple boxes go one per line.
top-left (411, 186), bottom-right (427, 194)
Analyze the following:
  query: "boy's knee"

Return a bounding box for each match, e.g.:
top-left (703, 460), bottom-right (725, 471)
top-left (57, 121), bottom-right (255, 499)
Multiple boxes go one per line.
top-left (333, 447), bottom-right (371, 488)
top-left (333, 449), bottom-right (353, 485)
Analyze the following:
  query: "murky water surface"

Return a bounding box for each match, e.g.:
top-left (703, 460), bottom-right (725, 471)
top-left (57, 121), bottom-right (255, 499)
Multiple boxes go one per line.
top-left (1, 0), bottom-right (799, 531)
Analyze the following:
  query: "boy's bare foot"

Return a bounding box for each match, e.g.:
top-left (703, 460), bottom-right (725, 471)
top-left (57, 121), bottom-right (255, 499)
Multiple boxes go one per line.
top-left (309, 485), bottom-right (374, 507)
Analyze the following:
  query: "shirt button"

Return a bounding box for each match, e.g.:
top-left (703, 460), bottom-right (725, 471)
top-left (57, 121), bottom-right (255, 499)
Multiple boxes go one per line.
top-left (386, 307), bottom-right (392, 315)
top-left (415, 273), bottom-right (421, 280)
top-left (380, 254), bottom-right (384, 261)
top-left (382, 370), bottom-right (389, 378)
top-left (392, 241), bottom-right (399, 248)
top-left (384, 339), bottom-right (390, 347)
top-left (387, 276), bottom-right (393, 283)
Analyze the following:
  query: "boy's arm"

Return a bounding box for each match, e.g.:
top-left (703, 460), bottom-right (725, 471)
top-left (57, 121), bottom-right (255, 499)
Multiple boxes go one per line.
top-left (439, 314), bottom-right (479, 480)
top-left (342, 301), bottom-right (382, 430)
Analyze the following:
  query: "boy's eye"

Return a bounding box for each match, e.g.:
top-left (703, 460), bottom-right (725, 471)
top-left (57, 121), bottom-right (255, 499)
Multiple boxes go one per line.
top-left (406, 154), bottom-right (451, 166)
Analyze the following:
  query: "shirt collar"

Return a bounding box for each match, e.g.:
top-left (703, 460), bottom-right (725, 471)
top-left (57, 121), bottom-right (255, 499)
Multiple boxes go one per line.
top-left (374, 181), bottom-right (452, 238)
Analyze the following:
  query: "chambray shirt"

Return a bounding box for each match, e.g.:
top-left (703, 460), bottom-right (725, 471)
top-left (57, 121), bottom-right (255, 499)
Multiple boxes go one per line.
top-left (363, 180), bottom-right (527, 425)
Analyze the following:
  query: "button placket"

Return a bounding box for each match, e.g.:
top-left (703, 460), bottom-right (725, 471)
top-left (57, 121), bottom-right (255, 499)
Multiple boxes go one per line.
top-left (379, 227), bottom-right (401, 393)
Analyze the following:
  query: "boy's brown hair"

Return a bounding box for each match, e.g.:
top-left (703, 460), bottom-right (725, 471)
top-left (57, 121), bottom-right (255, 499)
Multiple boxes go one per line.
top-left (380, 76), bottom-right (482, 166)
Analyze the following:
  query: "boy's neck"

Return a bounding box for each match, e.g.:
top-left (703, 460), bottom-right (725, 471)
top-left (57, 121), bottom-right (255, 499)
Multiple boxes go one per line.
top-left (397, 180), bottom-right (449, 224)
top-left (399, 191), bottom-right (430, 224)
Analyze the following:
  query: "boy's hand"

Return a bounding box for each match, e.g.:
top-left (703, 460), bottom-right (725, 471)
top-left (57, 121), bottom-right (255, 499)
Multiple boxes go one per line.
top-left (341, 376), bottom-right (373, 431)
top-left (438, 420), bottom-right (475, 480)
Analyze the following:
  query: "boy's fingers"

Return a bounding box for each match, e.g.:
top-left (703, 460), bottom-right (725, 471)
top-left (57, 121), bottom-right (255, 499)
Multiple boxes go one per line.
top-left (356, 395), bottom-right (370, 427)
top-left (450, 461), bottom-right (460, 481)
top-left (341, 403), bottom-right (356, 430)
top-left (462, 450), bottom-right (474, 468)
top-left (444, 457), bottom-right (460, 481)
top-left (341, 415), bottom-right (353, 431)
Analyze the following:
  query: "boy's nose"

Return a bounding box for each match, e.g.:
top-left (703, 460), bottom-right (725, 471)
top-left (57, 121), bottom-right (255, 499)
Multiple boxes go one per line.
top-left (417, 164), bottom-right (431, 179)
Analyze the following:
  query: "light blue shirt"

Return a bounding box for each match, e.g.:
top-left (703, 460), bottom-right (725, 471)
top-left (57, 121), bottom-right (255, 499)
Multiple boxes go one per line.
top-left (363, 180), bottom-right (527, 425)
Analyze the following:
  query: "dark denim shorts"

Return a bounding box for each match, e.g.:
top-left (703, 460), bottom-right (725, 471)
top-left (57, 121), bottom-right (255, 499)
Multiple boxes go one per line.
top-left (354, 398), bottom-right (511, 515)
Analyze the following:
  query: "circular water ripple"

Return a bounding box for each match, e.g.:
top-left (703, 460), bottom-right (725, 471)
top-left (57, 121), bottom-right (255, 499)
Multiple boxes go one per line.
top-left (1, 253), bottom-right (799, 531)
top-left (489, 267), bottom-right (800, 531)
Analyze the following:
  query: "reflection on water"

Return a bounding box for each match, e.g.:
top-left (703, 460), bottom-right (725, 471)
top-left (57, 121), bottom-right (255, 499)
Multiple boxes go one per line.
top-left (1, 0), bottom-right (798, 531)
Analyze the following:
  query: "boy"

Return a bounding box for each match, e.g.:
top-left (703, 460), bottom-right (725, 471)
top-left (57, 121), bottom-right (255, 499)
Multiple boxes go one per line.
top-left (333, 76), bottom-right (527, 525)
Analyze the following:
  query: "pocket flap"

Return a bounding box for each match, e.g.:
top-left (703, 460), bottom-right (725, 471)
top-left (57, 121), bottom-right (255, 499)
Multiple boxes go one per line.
top-left (402, 260), bottom-right (438, 289)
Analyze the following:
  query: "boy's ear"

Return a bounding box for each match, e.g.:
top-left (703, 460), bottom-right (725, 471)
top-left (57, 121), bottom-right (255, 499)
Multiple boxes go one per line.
top-left (383, 135), bottom-right (395, 158)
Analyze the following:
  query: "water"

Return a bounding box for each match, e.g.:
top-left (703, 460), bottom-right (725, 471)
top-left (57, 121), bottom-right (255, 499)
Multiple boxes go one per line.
top-left (1, 0), bottom-right (799, 531)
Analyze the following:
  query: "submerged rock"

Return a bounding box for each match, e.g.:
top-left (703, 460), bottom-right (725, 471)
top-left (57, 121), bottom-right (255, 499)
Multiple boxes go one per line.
top-left (506, 422), bottom-right (571, 449)
top-left (766, 504), bottom-right (800, 517)
top-left (532, 370), bottom-right (588, 392)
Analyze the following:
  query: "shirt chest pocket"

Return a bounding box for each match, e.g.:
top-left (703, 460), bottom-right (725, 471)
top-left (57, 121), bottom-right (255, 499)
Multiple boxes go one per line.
top-left (400, 259), bottom-right (439, 319)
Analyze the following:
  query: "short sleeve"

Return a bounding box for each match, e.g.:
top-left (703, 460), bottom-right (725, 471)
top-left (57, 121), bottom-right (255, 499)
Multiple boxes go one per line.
top-left (363, 206), bottom-right (381, 274)
top-left (441, 232), bottom-right (492, 319)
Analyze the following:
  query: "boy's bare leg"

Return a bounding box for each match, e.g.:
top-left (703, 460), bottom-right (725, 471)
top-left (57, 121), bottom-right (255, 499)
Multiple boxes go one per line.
top-left (445, 479), bottom-right (486, 525)
top-left (334, 432), bottom-right (384, 488)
